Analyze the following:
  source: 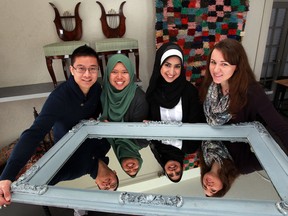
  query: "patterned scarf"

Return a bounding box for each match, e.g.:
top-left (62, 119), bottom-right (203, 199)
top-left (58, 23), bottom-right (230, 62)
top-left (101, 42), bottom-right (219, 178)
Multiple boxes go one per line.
top-left (203, 82), bottom-right (232, 126)
top-left (201, 140), bottom-right (233, 167)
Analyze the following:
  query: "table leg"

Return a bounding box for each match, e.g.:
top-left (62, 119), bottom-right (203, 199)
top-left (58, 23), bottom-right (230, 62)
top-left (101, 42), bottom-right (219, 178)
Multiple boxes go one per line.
top-left (274, 84), bottom-right (286, 110)
top-left (98, 54), bottom-right (104, 78)
top-left (134, 49), bottom-right (140, 81)
top-left (45, 57), bottom-right (57, 88)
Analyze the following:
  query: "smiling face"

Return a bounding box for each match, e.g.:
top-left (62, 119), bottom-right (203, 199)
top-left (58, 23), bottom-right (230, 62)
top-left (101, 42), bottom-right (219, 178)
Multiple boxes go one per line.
top-left (121, 158), bottom-right (140, 177)
top-left (95, 170), bottom-right (118, 191)
top-left (202, 170), bottom-right (223, 196)
top-left (209, 48), bottom-right (237, 89)
top-left (160, 56), bottom-right (182, 83)
top-left (70, 56), bottom-right (98, 95)
top-left (109, 62), bottom-right (130, 91)
top-left (164, 160), bottom-right (182, 182)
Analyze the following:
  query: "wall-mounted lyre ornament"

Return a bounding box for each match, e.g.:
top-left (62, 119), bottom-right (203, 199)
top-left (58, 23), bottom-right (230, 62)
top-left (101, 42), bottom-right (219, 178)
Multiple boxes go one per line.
top-left (49, 2), bottom-right (83, 41)
top-left (96, 1), bottom-right (126, 38)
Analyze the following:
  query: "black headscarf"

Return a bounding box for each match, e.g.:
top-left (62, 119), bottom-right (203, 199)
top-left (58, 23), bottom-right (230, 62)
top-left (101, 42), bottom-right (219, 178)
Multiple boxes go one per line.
top-left (150, 142), bottom-right (185, 169)
top-left (149, 142), bottom-right (184, 182)
top-left (146, 42), bottom-right (187, 109)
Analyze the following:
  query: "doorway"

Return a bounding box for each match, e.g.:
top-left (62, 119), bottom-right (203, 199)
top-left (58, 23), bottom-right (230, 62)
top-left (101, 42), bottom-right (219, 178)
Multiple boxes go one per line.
top-left (260, 1), bottom-right (288, 95)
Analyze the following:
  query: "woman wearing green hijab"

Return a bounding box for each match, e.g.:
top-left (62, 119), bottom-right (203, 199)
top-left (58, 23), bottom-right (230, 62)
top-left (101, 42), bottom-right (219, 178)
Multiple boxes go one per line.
top-left (100, 54), bottom-right (149, 177)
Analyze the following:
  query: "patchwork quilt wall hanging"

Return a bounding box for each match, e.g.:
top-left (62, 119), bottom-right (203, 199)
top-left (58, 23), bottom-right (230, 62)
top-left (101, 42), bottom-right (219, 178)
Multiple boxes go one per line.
top-left (155, 0), bottom-right (249, 84)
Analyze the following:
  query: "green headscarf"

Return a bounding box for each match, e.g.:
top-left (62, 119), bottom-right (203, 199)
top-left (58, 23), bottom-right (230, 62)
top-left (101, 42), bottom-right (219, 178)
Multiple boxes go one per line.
top-left (100, 54), bottom-right (142, 176)
top-left (111, 138), bottom-right (143, 177)
top-left (100, 54), bottom-right (137, 122)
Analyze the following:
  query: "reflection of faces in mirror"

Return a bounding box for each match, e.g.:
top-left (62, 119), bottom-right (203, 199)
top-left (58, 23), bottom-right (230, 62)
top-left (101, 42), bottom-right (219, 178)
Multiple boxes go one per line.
top-left (149, 142), bottom-right (185, 183)
top-left (109, 62), bottom-right (130, 90)
top-left (199, 141), bottom-right (240, 197)
top-left (121, 158), bottom-right (140, 177)
top-left (200, 159), bottom-right (237, 197)
top-left (160, 56), bottom-right (182, 83)
top-left (95, 160), bottom-right (118, 191)
top-left (95, 170), bottom-right (118, 191)
top-left (202, 168), bottom-right (223, 197)
top-left (164, 160), bottom-right (182, 182)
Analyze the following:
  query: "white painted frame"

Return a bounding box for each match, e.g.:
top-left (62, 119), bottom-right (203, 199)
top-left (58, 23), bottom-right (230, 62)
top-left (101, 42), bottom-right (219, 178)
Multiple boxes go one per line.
top-left (11, 120), bottom-right (288, 216)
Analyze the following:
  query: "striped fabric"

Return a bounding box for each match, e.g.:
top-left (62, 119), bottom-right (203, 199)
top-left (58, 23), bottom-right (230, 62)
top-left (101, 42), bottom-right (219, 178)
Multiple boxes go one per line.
top-left (43, 41), bottom-right (89, 56)
top-left (95, 38), bottom-right (138, 52)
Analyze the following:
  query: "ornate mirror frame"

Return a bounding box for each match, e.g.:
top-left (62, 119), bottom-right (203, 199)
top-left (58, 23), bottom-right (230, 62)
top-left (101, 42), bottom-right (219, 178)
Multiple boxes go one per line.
top-left (11, 121), bottom-right (288, 216)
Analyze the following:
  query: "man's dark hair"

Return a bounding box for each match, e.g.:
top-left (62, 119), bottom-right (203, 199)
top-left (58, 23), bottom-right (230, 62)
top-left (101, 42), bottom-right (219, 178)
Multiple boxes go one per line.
top-left (71, 45), bottom-right (99, 66)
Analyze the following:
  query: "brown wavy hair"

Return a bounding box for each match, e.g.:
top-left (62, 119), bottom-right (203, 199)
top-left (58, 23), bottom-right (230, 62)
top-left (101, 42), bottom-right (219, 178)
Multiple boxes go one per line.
top-left (198, 148), bottom-right (240, 197)
top-left (199, 38), bottom-right (257, 117)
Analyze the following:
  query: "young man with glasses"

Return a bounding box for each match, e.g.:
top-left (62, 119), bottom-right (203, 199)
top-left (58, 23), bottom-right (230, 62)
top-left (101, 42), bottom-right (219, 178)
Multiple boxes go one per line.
top-left (0, 45), bottom-right (118, 211)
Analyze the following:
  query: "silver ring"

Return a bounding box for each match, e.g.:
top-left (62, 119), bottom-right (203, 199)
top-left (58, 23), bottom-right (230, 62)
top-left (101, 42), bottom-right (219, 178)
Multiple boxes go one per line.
top-left (3, 204), bottom-right (6, 207)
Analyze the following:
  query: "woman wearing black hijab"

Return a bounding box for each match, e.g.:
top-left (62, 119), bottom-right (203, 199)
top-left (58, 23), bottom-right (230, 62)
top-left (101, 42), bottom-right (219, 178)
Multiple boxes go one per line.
top-left (146, 42), bottom-right (204, 182)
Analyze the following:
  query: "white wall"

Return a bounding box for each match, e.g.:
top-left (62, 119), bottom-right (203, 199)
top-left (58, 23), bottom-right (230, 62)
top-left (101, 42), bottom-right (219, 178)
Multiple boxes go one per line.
top-left (0, 0), bottom-right (155, 89)
top-left (0, 0), bottom-right (273, 147)
top-left (242, 0), bottom-right (273, 80)
top-left (0, 0), bottom-right (273, 89)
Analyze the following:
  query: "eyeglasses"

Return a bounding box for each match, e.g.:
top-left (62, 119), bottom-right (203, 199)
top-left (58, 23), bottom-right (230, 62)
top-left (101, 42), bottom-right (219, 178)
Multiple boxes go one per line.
top-left (72, 66), bottom-right (99, 74)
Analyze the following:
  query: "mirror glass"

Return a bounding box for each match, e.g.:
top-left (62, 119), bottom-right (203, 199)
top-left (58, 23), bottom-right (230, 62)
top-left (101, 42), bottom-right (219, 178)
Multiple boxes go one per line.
top-left (54, 137), bottom-right (281, 202)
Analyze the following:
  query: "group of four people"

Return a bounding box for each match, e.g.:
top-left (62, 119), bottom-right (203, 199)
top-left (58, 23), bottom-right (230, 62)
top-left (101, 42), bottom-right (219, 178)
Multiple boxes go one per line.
top-left (1, 38), bottom-right (288, 209)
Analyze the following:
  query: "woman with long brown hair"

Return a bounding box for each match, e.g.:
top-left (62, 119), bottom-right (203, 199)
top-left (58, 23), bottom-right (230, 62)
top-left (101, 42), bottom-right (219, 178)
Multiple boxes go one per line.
top-left (199, 38), bottom-right (288, 197)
